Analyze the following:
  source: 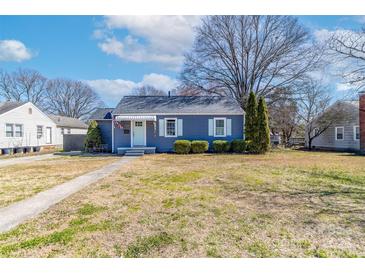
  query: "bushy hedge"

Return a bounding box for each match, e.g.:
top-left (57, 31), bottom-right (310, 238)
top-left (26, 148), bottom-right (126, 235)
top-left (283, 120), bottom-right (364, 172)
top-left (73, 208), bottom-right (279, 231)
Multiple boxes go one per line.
top-left (191, 140), bottom-right (209, 153)
top-left (173, 140), bottom-right (191, 154)
top-left (231, 139), bottom-right (246, 153)
top-left (213, 140), bottom-right (230, 153)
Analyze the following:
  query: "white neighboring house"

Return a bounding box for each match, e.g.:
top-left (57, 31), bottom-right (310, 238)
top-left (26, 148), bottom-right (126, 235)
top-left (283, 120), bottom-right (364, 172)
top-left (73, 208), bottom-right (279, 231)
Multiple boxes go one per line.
top-left (47, 114), bottom-right (88, 147)
top-left (0, 101), bottom-right (58, 153)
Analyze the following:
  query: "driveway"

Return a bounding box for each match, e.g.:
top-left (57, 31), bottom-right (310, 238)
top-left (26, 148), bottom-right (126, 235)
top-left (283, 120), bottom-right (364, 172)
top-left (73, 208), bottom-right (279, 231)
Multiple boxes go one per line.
top-left (0, 154), bottom-right (58, 168)
top-left (0, 156), bottom-right (137, 233)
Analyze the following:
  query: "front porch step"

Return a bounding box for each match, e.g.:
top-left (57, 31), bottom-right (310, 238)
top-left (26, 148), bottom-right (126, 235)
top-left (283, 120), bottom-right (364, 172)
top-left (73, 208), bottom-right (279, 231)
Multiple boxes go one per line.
top-left (117, 147), bottom-right (156, 155)
top-left (124, 150), bottom-right (145, 156)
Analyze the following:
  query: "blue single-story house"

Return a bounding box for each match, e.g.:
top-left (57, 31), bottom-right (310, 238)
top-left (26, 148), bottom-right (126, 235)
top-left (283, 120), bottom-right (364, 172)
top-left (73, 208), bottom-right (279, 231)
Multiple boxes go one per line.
top-left (89, 96), bottom-right (245, 154)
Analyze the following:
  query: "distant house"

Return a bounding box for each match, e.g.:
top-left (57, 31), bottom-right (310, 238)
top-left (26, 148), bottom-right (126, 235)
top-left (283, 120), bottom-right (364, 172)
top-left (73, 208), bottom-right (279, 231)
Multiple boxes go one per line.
top-left (0, 101), bottom-right (88, 154)
top-left (48, 114), bottom-right (88, 147)
top-left (90, 96), bottom-right (244, 154)
top-left (305, 96), bottom-right (365, 153)
top-left (0, 101), bottom-right (58, 153)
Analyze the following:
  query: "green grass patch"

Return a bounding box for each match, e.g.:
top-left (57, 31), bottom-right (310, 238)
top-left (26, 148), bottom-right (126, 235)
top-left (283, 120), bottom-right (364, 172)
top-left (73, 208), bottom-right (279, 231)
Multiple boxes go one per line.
top-left (78, 203), bottom-right (106, 216)
top-left (247, 241), bottom-right (273, 257)
top-left (124, 232), bottom-right (174, 258)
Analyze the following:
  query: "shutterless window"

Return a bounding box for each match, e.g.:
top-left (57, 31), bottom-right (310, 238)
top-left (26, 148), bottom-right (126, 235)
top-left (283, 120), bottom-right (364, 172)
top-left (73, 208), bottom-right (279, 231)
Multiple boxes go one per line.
top-left (61, 128), bottom-right (64, 135)
top-left (215, 118), bottom-right (226, 136)
top-left (354, 126), bottom-right (360, 140)
top-left (37, 126), bottom-right (43, 139)
top-left (335, 127), bottom-right (344, 140)
top-left (15, 124), bottom-right (23, 137)
top-left (165, 119), bottom-right (177, 137)
top-left (67, 128), bottom-right (71, 134)
top-left (5, 124), bottom-right (13, 137)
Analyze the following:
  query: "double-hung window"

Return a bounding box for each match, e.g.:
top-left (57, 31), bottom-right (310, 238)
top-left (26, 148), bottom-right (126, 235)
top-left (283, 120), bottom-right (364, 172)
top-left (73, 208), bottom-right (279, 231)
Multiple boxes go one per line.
top-left (15, 124), bottom-right (23, 137)
top-left (37, 126), bottom-right (43, 139)
top-left (5, 124), bottom-right (13, 137)
top-left (354, 126), bottom-right (360, 141)
top-left (214, 118), bottom-right (226, 137)
top-left (335, 127), bottom-right (344, 140)
top-left (165, 118), bottom-right (177, 137)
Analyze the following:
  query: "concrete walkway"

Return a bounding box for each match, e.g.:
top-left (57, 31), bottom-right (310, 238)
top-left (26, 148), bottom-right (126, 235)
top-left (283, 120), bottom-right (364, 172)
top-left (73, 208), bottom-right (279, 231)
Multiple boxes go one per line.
top-left (0, 153), bottom-right (58, 168)
top-left (0, 156), bottom-right (137, 233)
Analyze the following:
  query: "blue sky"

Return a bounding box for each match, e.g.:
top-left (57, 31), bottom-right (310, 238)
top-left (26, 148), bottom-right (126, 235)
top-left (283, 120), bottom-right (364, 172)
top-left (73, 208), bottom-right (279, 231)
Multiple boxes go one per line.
top-left (0, 16), bottom-right (364, 106)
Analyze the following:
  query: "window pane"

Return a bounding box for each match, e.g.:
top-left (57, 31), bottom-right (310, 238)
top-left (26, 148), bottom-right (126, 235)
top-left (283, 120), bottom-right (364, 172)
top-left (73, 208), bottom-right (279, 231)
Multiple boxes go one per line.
top-left (5, 124), bottom-right (13, 137)
top-left (356, 127), bottom-right (360, 140)
top-left (215, 119), bottom-right (225, 136)
top-left (15, 124), bottom-right (23, 137)
top-left (337, 128), bottom-right (343, 140)
top-left (37, 126), bottom-right (43, 139)
top-left (166, 120), bottom-right (176, 136)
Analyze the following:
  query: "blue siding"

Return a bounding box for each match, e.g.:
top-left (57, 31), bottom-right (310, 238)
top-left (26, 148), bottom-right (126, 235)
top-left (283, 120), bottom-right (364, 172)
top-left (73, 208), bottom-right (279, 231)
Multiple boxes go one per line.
top-left (111, 114), bottom-right (244, 153)
top-left (114, 121), bottom-right (131, 148)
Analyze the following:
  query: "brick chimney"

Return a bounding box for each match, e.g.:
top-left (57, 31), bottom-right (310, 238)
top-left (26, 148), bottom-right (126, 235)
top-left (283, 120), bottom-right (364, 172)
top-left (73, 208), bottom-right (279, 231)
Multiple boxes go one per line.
top-left (360, 92), bottom-right (365, 154)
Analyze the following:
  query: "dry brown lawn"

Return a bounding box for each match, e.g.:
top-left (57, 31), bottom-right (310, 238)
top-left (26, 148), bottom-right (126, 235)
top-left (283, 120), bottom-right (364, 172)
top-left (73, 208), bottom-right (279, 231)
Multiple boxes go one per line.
top-left (0, 156), bottom-right (119, 208)
top-left (0, 150), bottom-right (364, 258)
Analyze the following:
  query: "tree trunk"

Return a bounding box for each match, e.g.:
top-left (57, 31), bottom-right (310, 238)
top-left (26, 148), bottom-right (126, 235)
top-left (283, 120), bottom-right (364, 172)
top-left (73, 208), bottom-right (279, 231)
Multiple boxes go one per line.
top-left (308, 137), bottom-right (312, 150)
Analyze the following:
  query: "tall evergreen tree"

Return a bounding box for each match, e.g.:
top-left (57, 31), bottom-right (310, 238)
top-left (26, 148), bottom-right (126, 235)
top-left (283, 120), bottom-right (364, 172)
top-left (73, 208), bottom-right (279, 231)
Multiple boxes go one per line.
top-left (257, 96), bottom-right (271, 153)
top-left (245, 91), bottom-right (258, 142)
top-left (84, 120), bottom-right (102, 150)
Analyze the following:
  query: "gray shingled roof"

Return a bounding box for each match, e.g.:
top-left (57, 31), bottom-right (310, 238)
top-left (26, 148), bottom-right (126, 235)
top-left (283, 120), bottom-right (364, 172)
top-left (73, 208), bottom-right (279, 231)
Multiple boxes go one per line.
top-left (114, 96), bottom-right (243, 114)
top-left (0, 101), bottom-right (26, 115)
top-left (89, 108), bottom-right (114, 120)
top-left (48, 114), bottom-right (88, 129)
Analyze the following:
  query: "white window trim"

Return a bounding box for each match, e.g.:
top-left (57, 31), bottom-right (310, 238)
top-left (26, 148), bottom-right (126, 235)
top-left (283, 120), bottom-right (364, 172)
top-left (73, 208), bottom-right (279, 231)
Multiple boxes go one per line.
top-left (335, 126), bottom-right (344, 141)
top-left (354, 125), bottom-right (360, 141)
top-left (214, 117), bottom-right (227, 137)
top-left (164, 118), bottom-right (177, 138)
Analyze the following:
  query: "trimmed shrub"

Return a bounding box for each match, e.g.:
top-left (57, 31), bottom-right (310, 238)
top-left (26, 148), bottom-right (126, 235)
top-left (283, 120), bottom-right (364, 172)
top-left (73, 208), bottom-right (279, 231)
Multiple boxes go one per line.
top-left (174, 140), bottom-right (191, 154)
top-left (191, 140), bottom-right (209, 153)
top-left (213, 140), bottom-right (230, 153)
top-left (231, 139), bottom-right (246, 153)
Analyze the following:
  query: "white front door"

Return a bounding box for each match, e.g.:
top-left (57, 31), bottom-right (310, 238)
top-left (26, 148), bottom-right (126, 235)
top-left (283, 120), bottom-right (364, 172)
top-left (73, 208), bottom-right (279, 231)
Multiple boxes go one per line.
top-left (132, 121), bottom-right (145, 146)
top-left (46, 127), bottom-right (52, 144)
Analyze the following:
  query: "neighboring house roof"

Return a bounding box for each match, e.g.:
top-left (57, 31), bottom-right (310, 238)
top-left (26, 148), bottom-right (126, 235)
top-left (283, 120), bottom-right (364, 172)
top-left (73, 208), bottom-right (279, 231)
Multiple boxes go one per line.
top-left (89, 108), bottom-right (114, 120)
top-left (114, 96), bottom-right (244, 115)
top-left (48, 114), bottom-right (88, 129)
top-left (0, 101), bottom-right (26, 115)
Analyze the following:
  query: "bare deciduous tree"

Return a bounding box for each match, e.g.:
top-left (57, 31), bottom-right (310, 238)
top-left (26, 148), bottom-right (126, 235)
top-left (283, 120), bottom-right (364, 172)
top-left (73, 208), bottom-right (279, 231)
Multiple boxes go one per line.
top-left (296, 79), bottom-right (341, 150)
top-left (181, 16), bottom-right (323, 109)
top-left (132, 85), bottom-right (166, 96)
top-left (329, 29), bottom-right (365, 91)
top-left (0, 68), bottom-right (47, 106)
top-left (45, 78), bottom-right (103, 119)
top-left (269, 89), bottom-right (299, 146)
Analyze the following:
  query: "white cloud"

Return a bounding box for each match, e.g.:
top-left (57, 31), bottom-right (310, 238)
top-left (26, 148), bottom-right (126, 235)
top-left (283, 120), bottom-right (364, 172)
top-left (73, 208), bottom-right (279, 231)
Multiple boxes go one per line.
top-left (86, 73), bottom-right (179, 105)
top-left (336, 82), bottom-right (355, 91)
top-left (0, 40), bottom-right (33, 62)
top-left (96, 16), bottom-right (201, 71)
